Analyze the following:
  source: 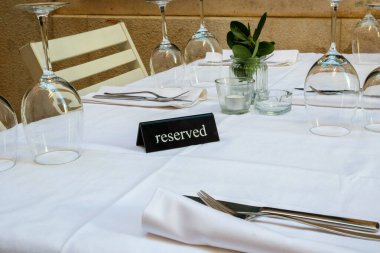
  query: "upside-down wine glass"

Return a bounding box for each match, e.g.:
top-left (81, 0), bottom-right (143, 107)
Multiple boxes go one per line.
top-left (184, 0), bottom-right (222, 87)
top-left (304, 0), bottom-right (360, 137)
top-left (352, 3), bottom-right (380, 64)
top-left (0, 97), bottom-right (18, 171)
top-left (16, 2), bottom-right (83, 165)
top-left (362, 66), bottom-right (380, 132)
top-left (146, 0), bottom-right (185, 88)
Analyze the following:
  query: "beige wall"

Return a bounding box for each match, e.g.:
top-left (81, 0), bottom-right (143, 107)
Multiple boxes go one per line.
top-left (0, 0), bottom-right (378, 118)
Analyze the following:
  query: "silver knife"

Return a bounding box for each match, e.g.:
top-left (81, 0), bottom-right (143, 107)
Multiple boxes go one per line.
top-left (186, 196), bottom-right (379, 233)
top-left (92, 94), bottom-right (192, 102)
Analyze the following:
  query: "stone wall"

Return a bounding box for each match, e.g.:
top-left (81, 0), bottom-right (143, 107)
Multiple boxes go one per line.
top-left (0, 0), bottom-right (377, 118)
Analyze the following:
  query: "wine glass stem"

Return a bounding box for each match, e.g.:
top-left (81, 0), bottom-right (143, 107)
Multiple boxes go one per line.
top-left (37, 14), bottom-right (53, 74)
top-left (159, 5), bottom-right (170, 44)
top-left (199, 0), bottom-right (205, 29)
top-left (329, 3), bottom-right (338, 54)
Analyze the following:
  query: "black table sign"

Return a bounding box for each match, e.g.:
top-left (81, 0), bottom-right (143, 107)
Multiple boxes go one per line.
top-left (136, 113), bottom-right (219, 153)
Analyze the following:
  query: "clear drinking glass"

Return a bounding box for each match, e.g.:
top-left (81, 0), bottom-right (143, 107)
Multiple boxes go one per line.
top-left (362, 67), bottom-right (380, 132)
top-left (230, 57), bottom-right (268, 104)
top-left (352, 3), bottom-right (380, 65)
top-left (215, 77), bottom-right (253, 114)
top-left (304, 0), bottom-right (360, 137)
top-left (184, 0), bottom-right (222, 87)
top-left (16, 2), bottom-right (83, 165)
top-left (0, 97), bottom-right (18, 172)
top-left (146, 0), bottom-right (185, 88)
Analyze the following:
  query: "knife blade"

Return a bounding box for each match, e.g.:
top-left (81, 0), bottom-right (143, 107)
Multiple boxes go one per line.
top-left (92, 94), bottom-right (192, 102)
top-left (186, 196), bottom-right (379, 233)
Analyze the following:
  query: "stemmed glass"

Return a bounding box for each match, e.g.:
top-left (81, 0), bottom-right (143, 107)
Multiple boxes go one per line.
top-left (352, 3), bottom-right (380, 64)
top-left (0, 97), bottom-right (18, 171)
top-left (146, 0), bottom-right (185, 88)
top-left (184, 0), bottom-right (222, 87)
top-left (304, 0), bottom-right (360, 137)
top-left (362, 67), bottom-right (380, 132)
top-left (16, 2), bottom-right (83, 165)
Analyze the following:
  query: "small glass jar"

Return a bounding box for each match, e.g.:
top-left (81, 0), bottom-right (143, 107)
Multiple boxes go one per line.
top-left (215, 77), bottom-right (253, 114)
top-left (229, 57), bottom-right (268, 103)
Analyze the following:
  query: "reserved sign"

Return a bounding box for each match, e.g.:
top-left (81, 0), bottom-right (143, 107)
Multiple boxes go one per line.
top-left (136, 113), bottom-right (219, 153)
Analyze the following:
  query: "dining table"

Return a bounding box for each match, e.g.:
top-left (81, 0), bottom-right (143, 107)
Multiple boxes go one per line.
top-left (1, 52), bottom-right (379, 253)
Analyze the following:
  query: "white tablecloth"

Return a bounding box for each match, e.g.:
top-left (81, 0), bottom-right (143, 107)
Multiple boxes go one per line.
top-left (1, 53), bottom-right (379, 253)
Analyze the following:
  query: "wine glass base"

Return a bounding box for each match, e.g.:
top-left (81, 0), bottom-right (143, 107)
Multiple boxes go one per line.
top-left (310, 125), bottom-right (350, 137)
top-left (364, 124), bottom-right (380, 133)
top-left (34, 150), bottom-right (80, 165)
top-left (0, 159), bottom-right (16, 172)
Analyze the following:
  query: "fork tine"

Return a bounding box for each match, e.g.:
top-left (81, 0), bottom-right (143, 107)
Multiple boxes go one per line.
top-left (171, 90), bottom-right (190, 99)
top-left (197, 192), bottom-right (229, 214)
top-left (198, 190), bottom-right (236, 215)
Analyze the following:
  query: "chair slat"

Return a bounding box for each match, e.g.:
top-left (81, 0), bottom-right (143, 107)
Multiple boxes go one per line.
top-left (78, 69), bottom-right (146, 96)
top-left (31, 23), bottom-right (128, 63)
top-left (19, 22), bottom-right (148, 94)
top-left (56, 49), bottom-right (137, 82)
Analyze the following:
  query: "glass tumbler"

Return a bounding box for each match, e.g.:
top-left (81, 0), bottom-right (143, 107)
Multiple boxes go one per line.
top-left (229, 57), bottom-right (268, 104)
top-left (215, 77), bottom-right (253, 114)
top-left (0, 97), bottom-right (18, 171)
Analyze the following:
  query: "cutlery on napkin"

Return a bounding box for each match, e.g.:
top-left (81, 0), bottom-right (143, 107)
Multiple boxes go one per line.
top-left (188, 193), bottom-right (379, 233)
top-left (142, 189), bottom-right (375, 253)
top-left (82, 87), bottom-right (207, 109)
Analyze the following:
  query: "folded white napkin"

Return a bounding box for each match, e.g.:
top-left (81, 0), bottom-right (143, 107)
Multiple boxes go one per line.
top-left (142, 189), bottom-right (349, 253)
top-left (222, 49), bottom-right (299, 67)
top-left (266, 50), bottom-right (299, 66)
top-left (82, 87), bottom-right (207, 109)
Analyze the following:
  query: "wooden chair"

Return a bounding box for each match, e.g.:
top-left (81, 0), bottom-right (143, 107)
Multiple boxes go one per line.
top-left (19, 22), bottom-right (148, 96)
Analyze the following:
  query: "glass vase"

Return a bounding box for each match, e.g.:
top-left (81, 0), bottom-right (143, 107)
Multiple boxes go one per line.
top-left (229, 57), bottom-right (268, 103)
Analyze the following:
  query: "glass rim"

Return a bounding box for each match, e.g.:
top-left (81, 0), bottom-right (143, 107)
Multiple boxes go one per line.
top-left (215, 77), bottom-right (254, 86)
top-left (368, 3), bottom-right (380, 8)
top-left (266, 89), bottom-right (293, 96)
top-left (15, 2), bottom-right (68, 8)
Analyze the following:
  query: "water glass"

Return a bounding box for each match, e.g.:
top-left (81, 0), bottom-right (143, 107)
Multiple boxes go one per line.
top-left (229, 57), bottom-right (268, 103)
top-left (0, 97), bottom-right (18, 171)
top-left (215, 77), bottom-right (253, 114)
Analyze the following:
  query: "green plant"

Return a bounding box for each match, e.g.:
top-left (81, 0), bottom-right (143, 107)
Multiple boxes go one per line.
top-left (227, 13), bottom-right (275, 78)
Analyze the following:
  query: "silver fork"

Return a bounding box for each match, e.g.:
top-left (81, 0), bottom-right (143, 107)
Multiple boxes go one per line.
top-left (104, 90), bottom-right (190, 99)
top-left (197, 191), bottom-right (380, 241)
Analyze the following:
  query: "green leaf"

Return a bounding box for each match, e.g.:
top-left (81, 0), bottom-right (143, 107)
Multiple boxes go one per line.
top-left (252, 12), bottom-right (267, 41)
top-left (227, 31), bottom-right (235, 49)
top-left (232, 44), bottom-right (252, 59)
top-left (230, 21), bottom-right (250, 37)
top-left (256, 41), bottom-right (275, 57)
top-left (231, 28), bottom-right (248, 41)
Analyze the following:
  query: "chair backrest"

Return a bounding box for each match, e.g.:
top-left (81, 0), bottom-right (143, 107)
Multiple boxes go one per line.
top-left (19, 22), bottom-right (148, 96)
